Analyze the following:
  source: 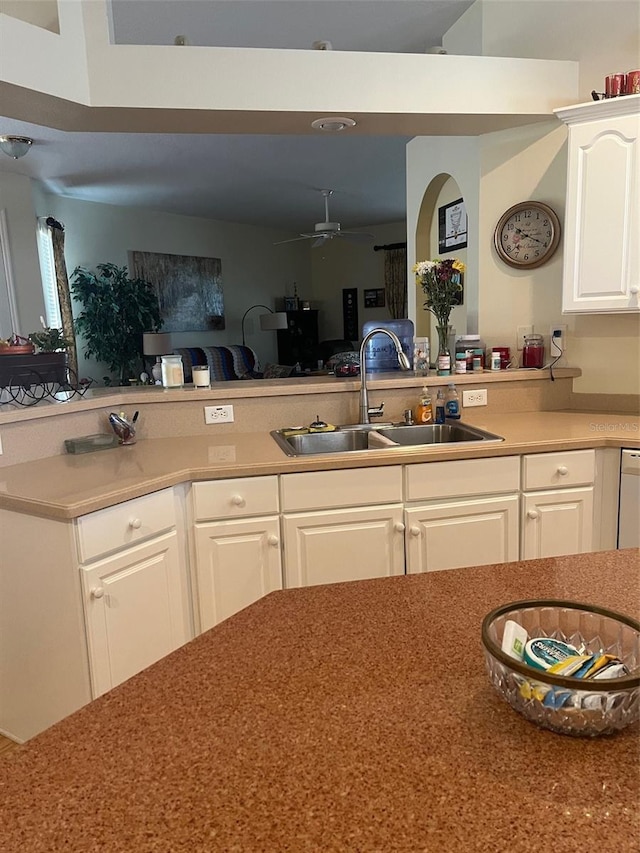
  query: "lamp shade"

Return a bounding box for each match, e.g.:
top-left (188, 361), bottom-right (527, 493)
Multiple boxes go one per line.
top-left (143, 332), bottom-right (172, 356)
top-left (259, 311), bottom-right (288, 331)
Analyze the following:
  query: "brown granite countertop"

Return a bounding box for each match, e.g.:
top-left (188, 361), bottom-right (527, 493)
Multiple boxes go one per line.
top-left (0, 411), bottom-right (637, 519)
top-left (1, 549), bottom-right (638, 852)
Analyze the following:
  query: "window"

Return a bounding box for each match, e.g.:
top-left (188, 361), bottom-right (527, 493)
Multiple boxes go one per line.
top-left (36, 217), bottom-right (61, 328)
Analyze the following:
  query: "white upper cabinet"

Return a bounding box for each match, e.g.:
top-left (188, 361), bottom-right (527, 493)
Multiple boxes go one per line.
top-left (555, 95), bottom-right (639, 313)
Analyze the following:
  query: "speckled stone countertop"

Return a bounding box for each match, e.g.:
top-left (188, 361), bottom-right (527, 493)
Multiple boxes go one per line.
top-left (1, 549), bottom-right (638, 852)
top-left (0, 411), bottom-right (638, 518)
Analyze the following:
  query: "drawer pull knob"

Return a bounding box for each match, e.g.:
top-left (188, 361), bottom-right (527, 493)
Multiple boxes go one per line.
top-left (129, 518), bottom-right (142, 529)
top-left (394, 522), bottom-right (406, 533)
top-left (557, 465), bottom-right (569, 476)
top-left (527, 509), bottom-right (540, 520)
top-left (409, 525), bottom-right (421, 537)
top-left (267, 535), bottom-right (279, 547)
top-left (231, 495), bottom-right (246, 507)
top-left (630, 286), bottom-right (639, 295)
top-left (91, 586), bottom-right (105, 599)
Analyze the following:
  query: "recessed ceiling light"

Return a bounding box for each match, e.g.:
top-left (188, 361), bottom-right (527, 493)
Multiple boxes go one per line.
top-left (311, 117), bottom-right (356, 133)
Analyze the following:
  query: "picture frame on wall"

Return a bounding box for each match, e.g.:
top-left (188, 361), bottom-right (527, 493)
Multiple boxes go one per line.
top-left (364, 288), bottom-right (386, 308)
top-left (438, 198), bottom-right (468, 252)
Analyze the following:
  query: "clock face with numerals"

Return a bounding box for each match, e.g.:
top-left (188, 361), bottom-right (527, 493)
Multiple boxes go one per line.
top-left (493, 201), bottom-right (561, 269)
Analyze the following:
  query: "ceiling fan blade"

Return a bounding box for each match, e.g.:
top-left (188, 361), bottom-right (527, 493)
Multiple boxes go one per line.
top-left (337, 231), bottom-right (375, 243)
top-left (273, 234), bottom-right (316, 246)
top-left (312, 235), bottom-right (329, 248)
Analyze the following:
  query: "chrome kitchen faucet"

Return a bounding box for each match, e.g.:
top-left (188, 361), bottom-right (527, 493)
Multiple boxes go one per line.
top-left (358, 328), bottom-right (411, 424)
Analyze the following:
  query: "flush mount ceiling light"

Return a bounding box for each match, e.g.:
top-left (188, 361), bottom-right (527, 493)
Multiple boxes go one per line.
top-left (0, 135), bottom-right (33, 159)
top-left (311, 117), bottom-right (356, 133)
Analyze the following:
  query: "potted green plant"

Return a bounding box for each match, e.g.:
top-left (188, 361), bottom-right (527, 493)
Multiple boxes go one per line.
top-left (71, 263), bottom-right (163, 385)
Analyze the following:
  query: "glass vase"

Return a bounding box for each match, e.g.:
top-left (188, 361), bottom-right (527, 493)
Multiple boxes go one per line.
top-left (436, 324), bottom-right (451, 376)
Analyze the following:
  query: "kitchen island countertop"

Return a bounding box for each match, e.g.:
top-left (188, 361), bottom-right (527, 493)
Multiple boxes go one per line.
top-left (0, 549), bottom-right (638, 852)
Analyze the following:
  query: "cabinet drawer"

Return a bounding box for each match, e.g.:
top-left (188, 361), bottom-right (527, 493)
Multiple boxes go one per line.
top-left (76, 488), bottom-right (177, 563)
top-left (405, 456), bottom-right (520, 502)
top-left (192, 476), bottom-right (279, 521)
top-left (522, 450), bottom-right (595, 490)
top-left (281, 466), bottom-right (402, 512)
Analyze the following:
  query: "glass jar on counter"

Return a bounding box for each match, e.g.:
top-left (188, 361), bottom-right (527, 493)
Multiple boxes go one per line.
top-left (161, 354), bottom-right (184, 388)
top-left (522, 334), bottom-right (545, 369)
top-left (455, 335), bottom-right (486, 371)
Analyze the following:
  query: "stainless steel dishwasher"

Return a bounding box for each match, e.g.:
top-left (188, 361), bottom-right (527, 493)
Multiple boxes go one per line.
top-left (618, 450), bottom-right (640, 549)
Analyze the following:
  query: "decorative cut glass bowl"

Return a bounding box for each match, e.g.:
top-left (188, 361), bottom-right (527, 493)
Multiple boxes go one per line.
top-left (481, 600), bottom-right (640, 736)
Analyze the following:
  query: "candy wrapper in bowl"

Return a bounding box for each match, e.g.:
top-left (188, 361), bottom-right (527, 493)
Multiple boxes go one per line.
top-left (481, 600), bottom-right (640, 736)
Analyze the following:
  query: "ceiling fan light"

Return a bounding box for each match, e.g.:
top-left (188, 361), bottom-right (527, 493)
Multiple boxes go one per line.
top-left (0, 135), bottom-right (33, 159)
top-left (311, 117), bottom-right (356, 133)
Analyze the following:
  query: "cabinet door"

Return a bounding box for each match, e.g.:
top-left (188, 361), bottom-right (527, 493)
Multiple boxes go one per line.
top-left (405, 495), bottom-right (519, 573)
top-left (282, 505), bottom-right (405, 588)
top-left (522, 487), bottom-right (594, 559)
top-left (563, 113), bottom-right (639, 313)
top-left (194, 516), bottom-right (282, 631)
top-left (81, 531), bottom-right (190, 698)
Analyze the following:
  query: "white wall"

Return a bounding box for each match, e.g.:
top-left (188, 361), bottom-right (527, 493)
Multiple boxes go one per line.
top-left (309, 222), bottom-right (406, 343)
top-left (437, 0), bottom-right (640, 395)
top-left (447, 1), bottom-right (639, 104)
top-left (36, 194), bottom-right (311, 381)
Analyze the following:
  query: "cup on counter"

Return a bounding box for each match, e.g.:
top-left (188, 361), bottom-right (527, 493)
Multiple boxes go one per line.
top-left (192, 365), bottom-right (210, 388)
top-left (605, 72), bottom-right (626, 98)
top-left (626, 70), bottom-right (640, 94)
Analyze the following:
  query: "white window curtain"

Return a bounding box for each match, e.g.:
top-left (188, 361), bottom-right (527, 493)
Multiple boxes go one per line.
top-left (36, 216), bottom-right (61, 328)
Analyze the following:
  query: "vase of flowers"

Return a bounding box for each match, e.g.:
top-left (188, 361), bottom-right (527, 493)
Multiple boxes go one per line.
top-left (413, 257), bottom-right (465, 376)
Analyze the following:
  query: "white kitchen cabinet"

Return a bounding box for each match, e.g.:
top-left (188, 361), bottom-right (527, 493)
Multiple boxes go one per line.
top-left (77, 487), bottom-right (192, 698)
top-left (405, 495), bottom-right (519, 573)
top-left (0, 486), bottom-right (191, 741)
top-left (193, 517), bottom-right (282, 629)
top-left (191, 478), bottom-right (282, 629)
top-left (521, 450), bottom-right (595, 559)
top-left (555, 96), bottom-right (640, 313)
top-left (404, 456), bottom-right (520, 573)
top-left (80, 531), bottom-right (189, 697)
top-left (282, 504), bottom-right (405, 587)
top-left (281, 466), bottom-right (404, 586)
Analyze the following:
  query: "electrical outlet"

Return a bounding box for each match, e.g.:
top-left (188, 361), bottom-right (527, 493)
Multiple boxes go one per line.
top-left (516, 325), bottom-right (533, 351)
top-left (549, 324), bottom-right (567, 355)
top-left (204, 405), bottom-right (234, 424)
top-left (462, 388), bottom-right (487, 407)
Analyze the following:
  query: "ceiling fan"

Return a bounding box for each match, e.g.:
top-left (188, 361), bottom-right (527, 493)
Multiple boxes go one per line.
top-left (274, 189), bottom-right (374, 247)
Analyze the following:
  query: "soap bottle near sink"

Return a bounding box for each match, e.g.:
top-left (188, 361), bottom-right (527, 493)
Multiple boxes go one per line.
top-left (414, 387), bottom-right (433, 424)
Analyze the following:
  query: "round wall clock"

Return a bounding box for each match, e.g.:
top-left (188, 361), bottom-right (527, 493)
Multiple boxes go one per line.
top-left (493, 201), bottom-right (561, 269)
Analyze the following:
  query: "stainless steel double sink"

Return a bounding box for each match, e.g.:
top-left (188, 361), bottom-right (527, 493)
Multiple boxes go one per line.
top-left (271, 422), bottom-right (504, 456)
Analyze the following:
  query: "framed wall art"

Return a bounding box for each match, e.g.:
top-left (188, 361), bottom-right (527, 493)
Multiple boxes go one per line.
top-left (438, 198), bottom-right (468, 253)
top-left (129, 250), bottom-right (224, 332)
top-left (364, 288), bottom-right (386, 308)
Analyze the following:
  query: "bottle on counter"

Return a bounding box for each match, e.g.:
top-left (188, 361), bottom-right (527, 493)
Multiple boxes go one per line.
top-left (434, 388), bottom-right (446, 424)
top-left (414, 386), bottom-right (433, 424)
top-left (445, 383), bottom-right (461, 419)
